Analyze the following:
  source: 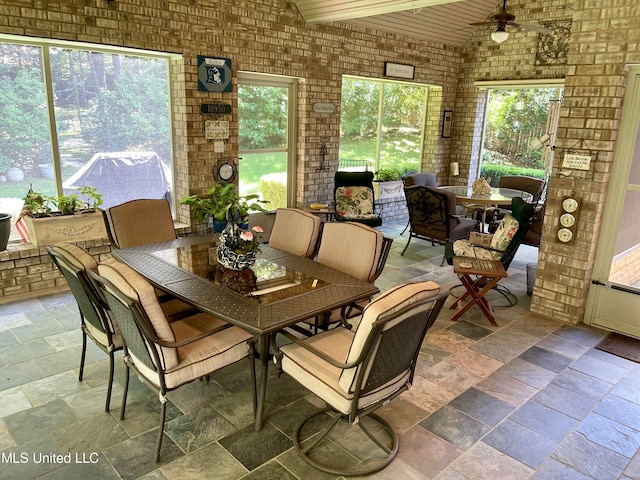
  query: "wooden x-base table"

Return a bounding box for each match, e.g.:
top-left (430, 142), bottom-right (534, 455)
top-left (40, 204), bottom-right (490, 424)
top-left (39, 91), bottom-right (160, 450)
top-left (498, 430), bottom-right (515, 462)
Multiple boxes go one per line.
top-left (450, 257), bottom-right (508, 326)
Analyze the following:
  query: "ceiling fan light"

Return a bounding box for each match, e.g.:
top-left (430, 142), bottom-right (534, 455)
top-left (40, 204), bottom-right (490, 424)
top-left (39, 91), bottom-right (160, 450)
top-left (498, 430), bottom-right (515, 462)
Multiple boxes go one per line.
top-left (491, 27), bottom-right (509, 43)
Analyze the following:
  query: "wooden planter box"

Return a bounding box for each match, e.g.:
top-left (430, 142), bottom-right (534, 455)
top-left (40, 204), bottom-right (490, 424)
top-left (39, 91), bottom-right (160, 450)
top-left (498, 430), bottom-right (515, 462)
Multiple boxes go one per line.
top-left (24, 212), bottom-right (107, 246)
top-left (373, 180), bottom-right (404, 200)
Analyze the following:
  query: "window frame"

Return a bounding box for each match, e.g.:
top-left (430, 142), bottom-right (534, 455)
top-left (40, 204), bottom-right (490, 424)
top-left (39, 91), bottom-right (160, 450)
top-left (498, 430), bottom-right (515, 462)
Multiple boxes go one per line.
top-left (476, 79), bottom-right (565, 182)
top-left (339, 74), bottom-right (430, 173)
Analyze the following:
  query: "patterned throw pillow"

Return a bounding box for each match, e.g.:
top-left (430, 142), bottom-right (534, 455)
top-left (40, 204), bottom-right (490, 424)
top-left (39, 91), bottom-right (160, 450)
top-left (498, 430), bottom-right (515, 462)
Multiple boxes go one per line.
top-left (490, 214), bottom-right (519, 252)
top-left (453, 239), bottom-right (501, 260)
top-left (336, 186), bottom-right (375, 217)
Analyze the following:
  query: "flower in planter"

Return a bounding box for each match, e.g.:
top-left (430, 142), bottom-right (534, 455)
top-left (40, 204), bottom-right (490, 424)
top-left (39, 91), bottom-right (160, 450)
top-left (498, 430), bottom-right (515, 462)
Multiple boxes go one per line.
top-left (217, 224), bottom-right (264, 270)
top-left (223, 224), bottom-right (263, 254)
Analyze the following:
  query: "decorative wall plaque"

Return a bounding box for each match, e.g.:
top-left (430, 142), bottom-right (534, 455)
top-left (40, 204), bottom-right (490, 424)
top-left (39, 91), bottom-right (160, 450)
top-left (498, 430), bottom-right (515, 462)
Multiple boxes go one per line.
top-left (535, 20), bottom-right (572, 66)
top-left (198, 56), bottom-right (232, 92)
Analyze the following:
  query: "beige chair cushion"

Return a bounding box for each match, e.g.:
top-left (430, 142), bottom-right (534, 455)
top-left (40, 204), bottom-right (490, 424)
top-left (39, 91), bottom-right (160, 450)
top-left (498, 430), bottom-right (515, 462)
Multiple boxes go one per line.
top-left (98, 258), bottom-right (179, 369)
top-left (105, 198), bottom-right (176, 248)
top-left (316, 222), bottom-right (384, 282)
top-left (51, 242), bottom-right (98, 271)
top-left (269, 208), bottom-right (321, 258)
top-left (50, 243), bottom-right (122, 347)
top-left (130, 312), bottom-right (253, 390)
top-left (280, 328), bottom-right (411, 414)
top-left (339, 281), bottom-right (441, 393)
top-left (281, 281), bottom-right (442, 414)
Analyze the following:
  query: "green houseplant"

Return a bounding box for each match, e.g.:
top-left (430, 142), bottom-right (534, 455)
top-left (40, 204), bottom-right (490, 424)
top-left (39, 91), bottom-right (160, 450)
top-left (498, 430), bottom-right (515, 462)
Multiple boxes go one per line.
top-left (373, 168), bottom-right (404, 200)
top-left (181, 182), bottom-right (268, 232)
top-left (20, 186), bottom-right (106, 246)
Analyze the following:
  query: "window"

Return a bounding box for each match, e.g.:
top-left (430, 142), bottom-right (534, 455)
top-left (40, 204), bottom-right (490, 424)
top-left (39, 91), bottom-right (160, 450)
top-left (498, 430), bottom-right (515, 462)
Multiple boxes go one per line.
top-left (0, 37), bottom-right (175, 241)
top-left (338, 75), bottom-right (428, 173)
top-left (479, 84), bottom-right (563, 183)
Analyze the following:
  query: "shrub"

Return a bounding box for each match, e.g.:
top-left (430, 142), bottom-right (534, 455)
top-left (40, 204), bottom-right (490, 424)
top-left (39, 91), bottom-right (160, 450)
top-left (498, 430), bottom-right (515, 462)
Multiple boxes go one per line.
top-left (258, 179), bottom-right (286, 210)
top-left (480, 164), bottom-right (545, 187)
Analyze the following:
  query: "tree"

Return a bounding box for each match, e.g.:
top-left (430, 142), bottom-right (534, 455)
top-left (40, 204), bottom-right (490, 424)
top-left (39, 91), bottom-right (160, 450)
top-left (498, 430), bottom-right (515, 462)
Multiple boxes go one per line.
top-left (238, 85), bottom-right (288, 150)
top-left (0, 47), bottom-right (50, 172)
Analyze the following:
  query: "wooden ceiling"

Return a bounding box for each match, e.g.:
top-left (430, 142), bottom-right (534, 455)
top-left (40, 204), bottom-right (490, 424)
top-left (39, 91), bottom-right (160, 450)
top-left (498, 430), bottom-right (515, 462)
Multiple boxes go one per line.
top-left (293, 0), bottom-right (502, 47)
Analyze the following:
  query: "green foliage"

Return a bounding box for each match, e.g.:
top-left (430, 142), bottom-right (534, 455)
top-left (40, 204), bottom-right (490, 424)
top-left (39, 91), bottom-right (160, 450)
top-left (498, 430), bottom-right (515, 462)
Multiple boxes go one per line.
top-left (22, 185), bottom-right (103, 216)
top-left (340, 79), bottom-right (380, 138)
top-left (374, 168), bottom-right (403, 181)
top-left (0, 66), bottom-right (50, 171)
top-left (56, 194), bottom-right (81, 215)
top-left (479, 164), bottom-right (545, 187)
top-left (258, 180), bottom-right (286, 210)
top-left (80, 56), bottom-right (171, 160)
top-left (238, 85), bottom-right (288, 150)
top-left (23, 191), bottom-right (54, 217)
top-left (181, 182), bottom-right (269, 223)
top-left (0, 155), bottom-right (11, 173)
top-left (484, 88), bottom-right (561, 169)
top-left (79, 186), bottom-right (103, 212)
top-left (339, 77), bottom-right (426, 172)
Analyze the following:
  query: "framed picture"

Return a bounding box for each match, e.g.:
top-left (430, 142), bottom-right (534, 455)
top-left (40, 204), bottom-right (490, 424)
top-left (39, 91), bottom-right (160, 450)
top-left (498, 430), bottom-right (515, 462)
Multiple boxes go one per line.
top-left (442, 110), bottom-right (453, 138)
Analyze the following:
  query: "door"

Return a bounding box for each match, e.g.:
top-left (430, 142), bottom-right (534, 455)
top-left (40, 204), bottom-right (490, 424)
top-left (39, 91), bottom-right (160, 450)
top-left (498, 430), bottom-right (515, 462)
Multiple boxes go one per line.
top-left (586, 65), bottom-right (640, 337)
top-left (237, 72), bottom-right (297, 209)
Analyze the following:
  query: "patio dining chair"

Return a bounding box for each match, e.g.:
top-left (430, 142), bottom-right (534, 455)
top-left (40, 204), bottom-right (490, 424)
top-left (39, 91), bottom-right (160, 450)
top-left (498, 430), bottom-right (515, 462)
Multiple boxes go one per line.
top-left (277, 281), bottom-right (449, 476)
top-left (334, 171), bottom-right (382, 227)
top-left (268, 208), bottom-right (322, 258)
top-left (402, 185), bottom-right (478, 263)
top-left (400, 172), bottom-right (437, 235)
top-left (309, 222), bottom-right (392, 333)
top-left (103, 198), bottom-right (177, 249)
top-left (90, 258), bottom-right (256, 462)
top-left (46, 243), bottom-right (122, 412)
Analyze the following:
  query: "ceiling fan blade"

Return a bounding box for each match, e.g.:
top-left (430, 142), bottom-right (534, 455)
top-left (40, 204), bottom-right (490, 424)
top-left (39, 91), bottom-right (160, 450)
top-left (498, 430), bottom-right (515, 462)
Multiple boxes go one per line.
top-left (510, 21), bottom-right (554, 34)
top-left (469, 21), bottom-right (501, 27)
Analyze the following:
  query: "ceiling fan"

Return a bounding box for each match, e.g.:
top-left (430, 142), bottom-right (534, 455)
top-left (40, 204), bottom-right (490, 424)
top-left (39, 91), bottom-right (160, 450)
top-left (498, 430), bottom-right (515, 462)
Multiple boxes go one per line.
top-left (470, 0), bottom-right (546, 43)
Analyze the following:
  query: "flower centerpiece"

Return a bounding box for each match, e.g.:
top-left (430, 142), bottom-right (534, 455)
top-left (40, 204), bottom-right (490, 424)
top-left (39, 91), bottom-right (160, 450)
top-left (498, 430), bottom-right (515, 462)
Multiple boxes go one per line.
top-left (216, 203), bottom-right (264, 271)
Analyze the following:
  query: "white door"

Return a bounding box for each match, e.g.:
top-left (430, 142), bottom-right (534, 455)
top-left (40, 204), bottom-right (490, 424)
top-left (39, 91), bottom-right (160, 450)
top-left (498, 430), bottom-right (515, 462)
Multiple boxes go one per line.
top-left (237, 72), bottom-right (297, 209)
top-left (585, 65), bottom-right (640, 337)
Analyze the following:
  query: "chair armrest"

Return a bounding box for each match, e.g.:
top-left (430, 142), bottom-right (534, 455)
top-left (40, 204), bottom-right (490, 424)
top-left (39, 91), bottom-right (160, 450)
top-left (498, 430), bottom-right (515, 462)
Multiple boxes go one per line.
top-left (278, 329), bottom-right (363, 369)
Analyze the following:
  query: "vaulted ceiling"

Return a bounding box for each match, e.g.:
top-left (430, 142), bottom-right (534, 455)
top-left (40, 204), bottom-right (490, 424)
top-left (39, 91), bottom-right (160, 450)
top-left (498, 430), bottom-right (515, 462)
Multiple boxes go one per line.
top-left (293, 0), bottom-right (503, 47)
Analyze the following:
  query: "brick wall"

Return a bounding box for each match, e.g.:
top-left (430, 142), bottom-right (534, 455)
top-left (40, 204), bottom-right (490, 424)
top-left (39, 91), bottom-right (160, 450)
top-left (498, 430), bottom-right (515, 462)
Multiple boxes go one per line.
top-left (0, 240), bottom-right (112, 304)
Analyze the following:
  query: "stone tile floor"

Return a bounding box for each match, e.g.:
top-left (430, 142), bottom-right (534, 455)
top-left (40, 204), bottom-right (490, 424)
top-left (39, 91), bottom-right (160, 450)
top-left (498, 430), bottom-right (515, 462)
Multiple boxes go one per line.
top-left (1, 220), bottom-right (640, 479)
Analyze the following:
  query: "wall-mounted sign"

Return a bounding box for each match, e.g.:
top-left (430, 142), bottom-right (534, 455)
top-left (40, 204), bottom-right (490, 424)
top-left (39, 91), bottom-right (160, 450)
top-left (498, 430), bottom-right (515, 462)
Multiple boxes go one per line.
top-left (562, 153), bottom-right (592, 170)
top-left (197, 56), bottom-right (232, 92)
top-left (313, 103), bottom-right (335, 114)
top-left (200, 102), bottom-right (232, 114)
top-left (442, 110), bottom-right (453, 138)
top-left (205, 120), bottom-right (229, 140)
top-left (384, 62), bottom-right (415, 80)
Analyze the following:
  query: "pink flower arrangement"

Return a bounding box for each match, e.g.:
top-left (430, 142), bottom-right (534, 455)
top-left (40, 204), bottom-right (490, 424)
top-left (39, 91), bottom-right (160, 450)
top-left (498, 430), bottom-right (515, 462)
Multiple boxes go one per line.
top-left (224, 225), bottom-right (263, 254)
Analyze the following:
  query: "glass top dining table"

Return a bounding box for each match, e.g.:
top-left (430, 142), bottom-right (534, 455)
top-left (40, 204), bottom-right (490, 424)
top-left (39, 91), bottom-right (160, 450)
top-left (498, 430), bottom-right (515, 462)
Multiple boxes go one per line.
top-left (439, 186), bottom-right (533, 230)
top-left (111, 234), bottom-right (379, 430)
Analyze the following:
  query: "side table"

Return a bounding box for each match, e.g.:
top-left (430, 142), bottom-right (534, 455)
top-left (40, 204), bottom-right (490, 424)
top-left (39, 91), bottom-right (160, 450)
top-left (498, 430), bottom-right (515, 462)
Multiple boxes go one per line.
top-left (302, 205), bottom-right (335, 221)
top-left (450, 256), bottom-right (508, 326)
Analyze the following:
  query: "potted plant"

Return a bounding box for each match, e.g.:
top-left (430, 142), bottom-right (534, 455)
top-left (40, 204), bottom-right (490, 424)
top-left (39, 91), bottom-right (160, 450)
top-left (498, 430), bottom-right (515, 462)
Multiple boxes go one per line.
top-left (19, 186), bottom-right (106, 246)
top-left (181, 182), bottom-right (268, 232)
top-left (373, 168), bottom-right (404, 200)
top-left (217, 203), bottom-right (264, 271)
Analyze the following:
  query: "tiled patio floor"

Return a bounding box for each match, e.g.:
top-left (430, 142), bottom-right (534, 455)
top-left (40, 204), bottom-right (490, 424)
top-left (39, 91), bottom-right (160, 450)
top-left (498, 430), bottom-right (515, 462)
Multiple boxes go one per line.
top-left (1, 220), bottom-right (639, 479)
